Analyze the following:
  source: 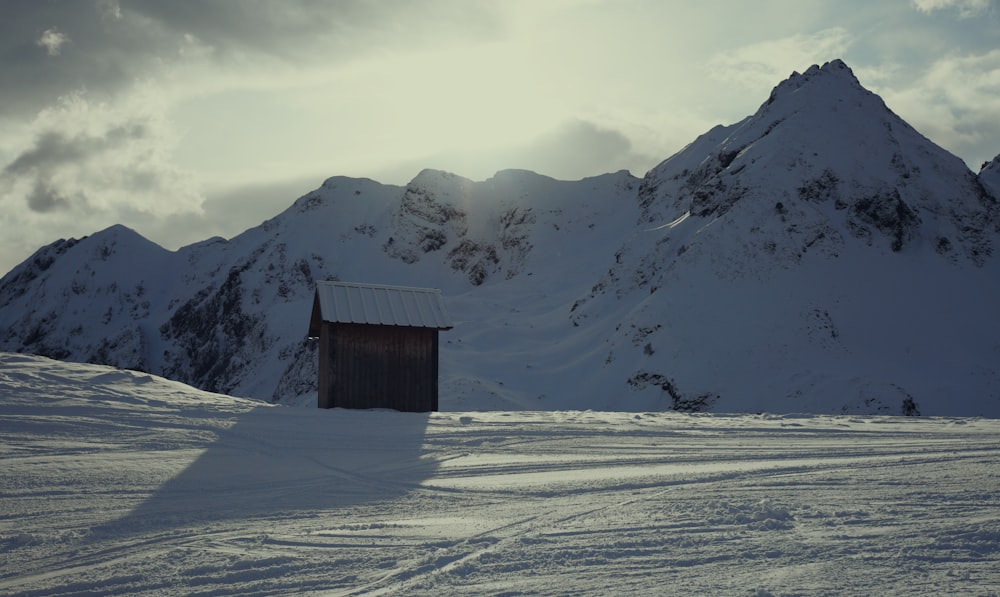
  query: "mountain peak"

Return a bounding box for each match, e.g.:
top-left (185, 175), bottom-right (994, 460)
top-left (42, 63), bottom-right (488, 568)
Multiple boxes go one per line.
top-left (766, 59), bottom-right (862, 106)
top-left (410, 168), bottom-right (472, 187)
top-left (806, 58), bottom-right (852, 76)
top-left (981, 153), bottom-right (1000, 175)
top-left (639, 57), bottom-right (994, 264)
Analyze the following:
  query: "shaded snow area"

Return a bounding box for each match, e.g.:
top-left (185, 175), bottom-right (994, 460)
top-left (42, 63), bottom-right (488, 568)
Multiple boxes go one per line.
top-left (3, 354), bottom-right (998, 596)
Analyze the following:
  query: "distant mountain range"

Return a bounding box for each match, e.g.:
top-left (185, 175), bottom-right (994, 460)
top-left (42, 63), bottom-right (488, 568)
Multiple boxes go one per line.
top-left (2, 59), bottom-right (998, 416)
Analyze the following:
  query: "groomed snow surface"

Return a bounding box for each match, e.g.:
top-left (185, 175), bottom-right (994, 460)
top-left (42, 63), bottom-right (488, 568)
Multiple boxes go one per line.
top-left (2, 354), bottom-right (998, 596)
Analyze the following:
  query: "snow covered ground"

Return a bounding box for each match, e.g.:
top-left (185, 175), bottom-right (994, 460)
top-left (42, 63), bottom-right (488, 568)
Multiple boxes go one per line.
top-left (2, 353), bottom-right (998, 596)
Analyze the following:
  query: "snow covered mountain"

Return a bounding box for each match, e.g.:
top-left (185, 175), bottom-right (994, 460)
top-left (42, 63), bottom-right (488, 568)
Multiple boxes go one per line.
top-left (568, 59), bottom-right (1000, 416)
top-left (1, 59), bottom-right (998, 416)
top-left (0, 167), bottom-right (640, 406)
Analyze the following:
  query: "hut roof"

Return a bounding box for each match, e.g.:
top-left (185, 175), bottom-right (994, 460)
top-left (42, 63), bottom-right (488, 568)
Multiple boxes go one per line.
top-left (308, 281), bottom-right (453, 337)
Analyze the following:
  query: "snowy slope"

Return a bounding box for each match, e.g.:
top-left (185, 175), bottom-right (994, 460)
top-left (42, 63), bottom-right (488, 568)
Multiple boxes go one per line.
top-left (2, 353), bottom-right (999, 595)
top-left (0, 59), bottom-right (998, 416)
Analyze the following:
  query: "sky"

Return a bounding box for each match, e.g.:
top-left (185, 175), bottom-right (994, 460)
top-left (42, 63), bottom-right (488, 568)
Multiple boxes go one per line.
top-left (1, 0), bottom-right (998, 276)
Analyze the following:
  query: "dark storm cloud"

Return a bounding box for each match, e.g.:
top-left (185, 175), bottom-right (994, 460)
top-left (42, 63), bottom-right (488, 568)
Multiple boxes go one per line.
top-left (2, 123), bottom-right (150, 213)
top-left (137, 0), bottom-right (500, 49)
top-left (127, 0), bottom-right (464, 58)
top-left (4, 124), bottom-right (147, 178)
top-left (0, 112), bottom-right (194, 216)
top-left (0, 0), bottom-right (501, 118)
top-left (0, 0), bottom-right (138, 115)
top-left (25, 180), bottom-right (75, 213)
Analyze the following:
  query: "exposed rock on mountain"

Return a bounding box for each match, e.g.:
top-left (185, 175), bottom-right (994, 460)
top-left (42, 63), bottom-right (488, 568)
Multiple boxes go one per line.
top-left (980, 153), bottom-right (1000, 200)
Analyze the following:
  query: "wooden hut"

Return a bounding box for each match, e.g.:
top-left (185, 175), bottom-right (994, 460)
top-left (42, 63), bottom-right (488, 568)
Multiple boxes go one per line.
top-left (307, 281), bottom-right (453, 412)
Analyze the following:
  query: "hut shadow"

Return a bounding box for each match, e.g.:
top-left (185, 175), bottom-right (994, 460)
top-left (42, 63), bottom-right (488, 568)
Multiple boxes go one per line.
top-left (89, 406), bottom-right (436, 539)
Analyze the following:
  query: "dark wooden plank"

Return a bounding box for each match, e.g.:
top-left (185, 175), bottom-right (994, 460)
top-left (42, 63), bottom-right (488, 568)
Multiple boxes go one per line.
top-left (319, 323), bottom-right (439, 412)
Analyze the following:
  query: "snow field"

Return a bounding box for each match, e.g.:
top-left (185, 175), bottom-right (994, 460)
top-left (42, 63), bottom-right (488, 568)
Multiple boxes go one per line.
top-left (1, 353), bottom-right (998, 595)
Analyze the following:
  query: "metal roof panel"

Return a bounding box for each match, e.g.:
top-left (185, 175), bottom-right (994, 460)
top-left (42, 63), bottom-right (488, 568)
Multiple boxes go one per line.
top-left (313, 281), bottom-right (453, 330)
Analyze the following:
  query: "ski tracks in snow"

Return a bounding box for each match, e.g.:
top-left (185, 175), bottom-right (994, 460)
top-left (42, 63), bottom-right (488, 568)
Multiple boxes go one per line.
top-left (1, 357), bottom-right (999, 595)
top-left (341, 413), bottom-right (1000, 595)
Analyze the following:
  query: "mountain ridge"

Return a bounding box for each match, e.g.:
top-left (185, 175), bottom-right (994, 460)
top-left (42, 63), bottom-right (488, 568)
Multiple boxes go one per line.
top-left (2, 59), bottom-right (999, 416)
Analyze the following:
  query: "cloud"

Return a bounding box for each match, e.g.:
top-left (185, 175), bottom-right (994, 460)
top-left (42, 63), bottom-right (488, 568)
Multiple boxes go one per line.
top-left (877, 49), bottom-right (1000, 168)
top-left (1, 90), bottom-right (202, 217)
top-left (0, 1), bottom-right (503, 119)
top-left (4, 124), bottom-right (146, 214)
top-left (911, 0), bottom-right (994, 17)
top-left (126, 0), bottom-right (500, 58)
top-left (374, 119), bottom-right (657, 183)
top-left (97, 0), bottom-right (123, 21)
top-left (25, 179), bottom-right (74, 213)
top-left (35, 27), bottom-right (69, 55)
top-left (705, 27), bottom-right (854, 93)
top-left (5, 124), bottom-right (146, 181)
top-left (509, 120), bottom-right (648, 180)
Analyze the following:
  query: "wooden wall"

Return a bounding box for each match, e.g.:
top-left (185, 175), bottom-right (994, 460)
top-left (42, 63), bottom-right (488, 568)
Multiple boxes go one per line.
top-left (318, 322), bottom-right (439, 412)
